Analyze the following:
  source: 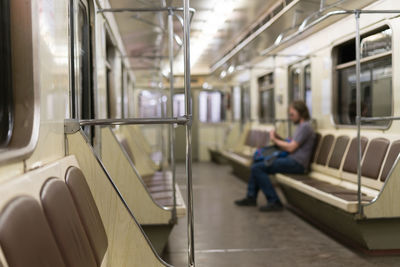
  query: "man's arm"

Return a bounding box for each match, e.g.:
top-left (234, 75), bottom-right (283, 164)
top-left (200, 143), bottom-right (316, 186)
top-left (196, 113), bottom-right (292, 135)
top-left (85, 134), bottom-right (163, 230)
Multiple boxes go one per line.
top-left (272, 138), bottom-right (299, 153)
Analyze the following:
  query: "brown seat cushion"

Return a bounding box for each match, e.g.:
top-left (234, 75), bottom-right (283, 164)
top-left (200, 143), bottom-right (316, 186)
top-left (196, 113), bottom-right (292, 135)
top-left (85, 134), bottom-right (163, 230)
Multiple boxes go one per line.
top-left (328, 136), bottom-right (350, 169)
top-left (381, 140), bottom-right (400, 181)
top-left (361, 138), bottom-right (389, 179)
top-left (315, 134), bottom-right (334, 166)
top-left (41, 178), bottom-right (97, 267)
top-left (65, 167), bottom-right (108, 265)
top-left (0, 196), bottom-right (66, 267)
top-left (342, 137), bottom-right (368, 174)
top-left (288, 176), bottom-right (373, 202)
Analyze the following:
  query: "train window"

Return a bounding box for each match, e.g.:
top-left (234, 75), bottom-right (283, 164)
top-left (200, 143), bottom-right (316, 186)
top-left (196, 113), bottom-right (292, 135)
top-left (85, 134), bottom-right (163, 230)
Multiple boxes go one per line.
top-left (0, 0), bottom-right (13, 148)
top-left (138, 90), bottom-right (166, 118)
top-left (70, 0), bottom-right (95, 140)
top-left (173, 94), bottom-right (185, 117)
top-left (288, 61), bottom-right (312, 115)
top-left (199, 91), bottom-right (225, 123)
top-left (105, 30), bottom-right (115, 118)
top-left (334, 26), bottom-right (392, 127)
top-left (233, 86), bottom-right (241, 121)
top-left (241, 83), bottom-right (251, 123)
top-left (304, 65), bottom-right (312, 115)
top-left (258, 73), bottom-right (275, 123)
top-left (0, 0), bottom-right (39, 163)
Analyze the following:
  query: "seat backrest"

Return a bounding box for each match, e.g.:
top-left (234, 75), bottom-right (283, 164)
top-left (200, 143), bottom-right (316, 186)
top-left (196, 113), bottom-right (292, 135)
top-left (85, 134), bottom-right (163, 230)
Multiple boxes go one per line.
top-left (41, 178), bottom-right (98, 267)
top-left (328, 136), bottom-right (350, 169)
top-left (361, 138), bottom-right (390, 180)
top-left (65, 167), bottom-right (108, 265)
top-left (0, 196), bottom-right (66, 267)
top-left (245, 130), bottom-right (255, 146)
top-left (315, 134), bottom-right (334, 166)
top-left (255, 131), bottom-right (269, 148)
top-left (311, 133), bottom-right (322, 163)
top-left (0, 163), bottom-right (108, 267)
top-left (381, 140), bottom-right (400, 182)
top-left (342, 136), bottom-right (368, 174)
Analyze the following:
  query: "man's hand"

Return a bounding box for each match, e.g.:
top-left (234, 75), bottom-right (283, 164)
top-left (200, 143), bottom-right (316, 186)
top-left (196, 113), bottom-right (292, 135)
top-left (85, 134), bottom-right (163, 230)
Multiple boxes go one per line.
top-left (269, 130), bottom-right (276, 142)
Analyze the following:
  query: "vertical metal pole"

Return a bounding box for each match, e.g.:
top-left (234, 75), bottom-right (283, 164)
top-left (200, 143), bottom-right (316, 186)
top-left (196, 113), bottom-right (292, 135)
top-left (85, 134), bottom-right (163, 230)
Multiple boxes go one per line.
top-left (168, 10), bottom-right (177, 224)
top-left (355, 11), bottom-right (363, 217)
top-left (183, 0), bottom-right (195, 266)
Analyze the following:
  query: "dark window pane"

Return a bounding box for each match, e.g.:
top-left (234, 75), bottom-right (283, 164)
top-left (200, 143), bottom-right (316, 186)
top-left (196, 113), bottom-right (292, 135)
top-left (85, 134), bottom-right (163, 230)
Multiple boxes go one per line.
top-left (260, 90), bottom-right (275, 123)
top-left (304, 65), bottom-right (312, 116)
top-left (241, 84), bottom-right (251, 123)
top-left (0, 0), bottom-right (13, 147)
top-left (337, 56), bottom-right (392, 126)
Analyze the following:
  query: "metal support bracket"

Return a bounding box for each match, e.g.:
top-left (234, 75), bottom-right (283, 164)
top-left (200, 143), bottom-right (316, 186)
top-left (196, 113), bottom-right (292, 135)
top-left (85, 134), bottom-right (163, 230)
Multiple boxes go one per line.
top-left (64, 119), bottom-right (81, 134)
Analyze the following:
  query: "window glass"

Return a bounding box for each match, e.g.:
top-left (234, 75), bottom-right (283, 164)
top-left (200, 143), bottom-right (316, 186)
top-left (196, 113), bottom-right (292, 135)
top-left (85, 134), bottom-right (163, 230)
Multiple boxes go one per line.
top-left (260, 90), bottom-right (275, 123)
top-left (289, 68), bottom-right (301, 101)
top-left (304, 65), bottom-right (312, 116)
top-left (361, 28), bottom-right (392, 58)
top-left (0, 0), bottom-right (13, 148)
top-left (139, 90), bottom-right (166, 118)
top-left (337, 56), bottom-right (392, 126)
top-left (233, 86), bottom-right (241, 121)
top-left (241, 83), bottom-right (251, 123)
top-left (77, 1), bottom-right (93, 121)
top-left (334, 26), bottom-right (392, 127)
top-left (173, 94), bottom-right (185, 117)
top-left (199, 91), bottom-right (224, 123)
top-left (258, 73), bottom-right (275, 123)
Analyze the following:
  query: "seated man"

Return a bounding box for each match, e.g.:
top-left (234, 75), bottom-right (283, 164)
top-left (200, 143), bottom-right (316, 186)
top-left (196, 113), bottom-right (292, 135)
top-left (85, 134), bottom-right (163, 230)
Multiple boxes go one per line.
top-left (235, 100), bottom-right (316, 212)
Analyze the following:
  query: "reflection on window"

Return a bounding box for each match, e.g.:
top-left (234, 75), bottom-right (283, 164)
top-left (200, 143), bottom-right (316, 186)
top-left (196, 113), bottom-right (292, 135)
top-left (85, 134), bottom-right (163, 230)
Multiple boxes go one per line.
top-left (77, 1), bottom-right (92, 120)
top-left (199, 91), bottom-right (224, 123)
top-left (258, 73), bottom-right (275, 123)
top-left (290, 68), bottom-right (301, 101)
top-left (139, 90), bottom-right (166, 118)
top-left (289, 62), bottom-right (312, 116)
top-left (337, 57), bottom-right (392, 126)
top-left (0, 0), bottom-right (13, 148)
top-left (361, 28), bottom-right (392, 58)
top-left (233, 86), bottom-right (241, 121)
top-left (173, 94), bottom-right (185, 117)
top-left (335, 26), bottom-right (392, 127)
top-left (241, 83), bottom-right (251, 123)
top-left (304, 65), bottom-right (312, 116)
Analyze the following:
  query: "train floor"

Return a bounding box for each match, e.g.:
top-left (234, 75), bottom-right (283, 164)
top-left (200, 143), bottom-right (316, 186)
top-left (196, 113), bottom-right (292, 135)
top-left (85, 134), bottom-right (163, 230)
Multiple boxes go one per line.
top-left (162, 162), bottom-right (400, 267)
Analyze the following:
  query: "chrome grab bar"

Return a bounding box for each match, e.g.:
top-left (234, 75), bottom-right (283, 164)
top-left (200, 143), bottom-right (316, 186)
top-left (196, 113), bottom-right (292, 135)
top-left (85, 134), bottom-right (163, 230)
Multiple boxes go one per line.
top-left (168, 10), bottom-right (177, 224)
top-left (97, 7), bottom-right (196, 14)
top-left (184, 0), bottom-right (195, 265)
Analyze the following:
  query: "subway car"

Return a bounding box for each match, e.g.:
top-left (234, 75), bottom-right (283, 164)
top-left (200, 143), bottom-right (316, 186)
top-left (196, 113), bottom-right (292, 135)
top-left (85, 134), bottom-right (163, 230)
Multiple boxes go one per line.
top-left (1, 0), bottom-right (400, 266)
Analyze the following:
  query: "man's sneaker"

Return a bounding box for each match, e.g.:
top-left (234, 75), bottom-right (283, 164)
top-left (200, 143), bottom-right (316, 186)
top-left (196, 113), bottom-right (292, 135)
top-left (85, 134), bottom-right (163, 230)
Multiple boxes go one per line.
top-left (234, 197), bottom-right (257, 206)
top-left (259, 202), bottom-right (283, 212)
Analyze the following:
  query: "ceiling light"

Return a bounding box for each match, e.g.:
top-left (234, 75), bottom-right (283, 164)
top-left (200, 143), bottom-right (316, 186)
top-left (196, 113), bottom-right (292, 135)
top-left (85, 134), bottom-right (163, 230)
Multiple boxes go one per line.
top-left (228, 65), bottom-right (235, 74)
top-left (220, 70), bottom-right (227, 79)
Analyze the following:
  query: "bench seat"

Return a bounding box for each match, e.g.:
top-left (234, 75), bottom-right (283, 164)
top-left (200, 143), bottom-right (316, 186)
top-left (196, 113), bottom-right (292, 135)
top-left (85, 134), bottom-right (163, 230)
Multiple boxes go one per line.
top-left (275, 132), bottom-right (400, 250)
top-left (276, 173), bottom-right (375, 213)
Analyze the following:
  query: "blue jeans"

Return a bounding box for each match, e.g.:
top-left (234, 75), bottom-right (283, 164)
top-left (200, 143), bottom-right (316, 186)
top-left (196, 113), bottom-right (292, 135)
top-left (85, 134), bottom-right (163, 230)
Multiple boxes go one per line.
top-left (247, 157), bottom-right (305, 203)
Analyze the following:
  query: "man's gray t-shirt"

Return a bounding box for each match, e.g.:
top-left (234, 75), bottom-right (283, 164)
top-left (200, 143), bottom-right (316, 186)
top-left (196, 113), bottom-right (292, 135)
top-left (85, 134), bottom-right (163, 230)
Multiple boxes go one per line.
top-left (289, 121), bottom-right (316, 170)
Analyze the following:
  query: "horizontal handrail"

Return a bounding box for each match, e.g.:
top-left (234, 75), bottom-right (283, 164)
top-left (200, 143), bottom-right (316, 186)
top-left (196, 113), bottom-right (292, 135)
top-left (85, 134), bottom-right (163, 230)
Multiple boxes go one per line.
top-left (361, 116), bottom-right (400, 123)
top-left (97, 7), bottom-right (196, 14)
top-left (65, 117), bottom-right (189, 134)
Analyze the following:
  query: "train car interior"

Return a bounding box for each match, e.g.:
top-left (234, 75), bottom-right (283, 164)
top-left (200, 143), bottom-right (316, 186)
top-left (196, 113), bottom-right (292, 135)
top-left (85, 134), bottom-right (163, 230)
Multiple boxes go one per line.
top-left (2, 0), bottom-right (400, 266)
